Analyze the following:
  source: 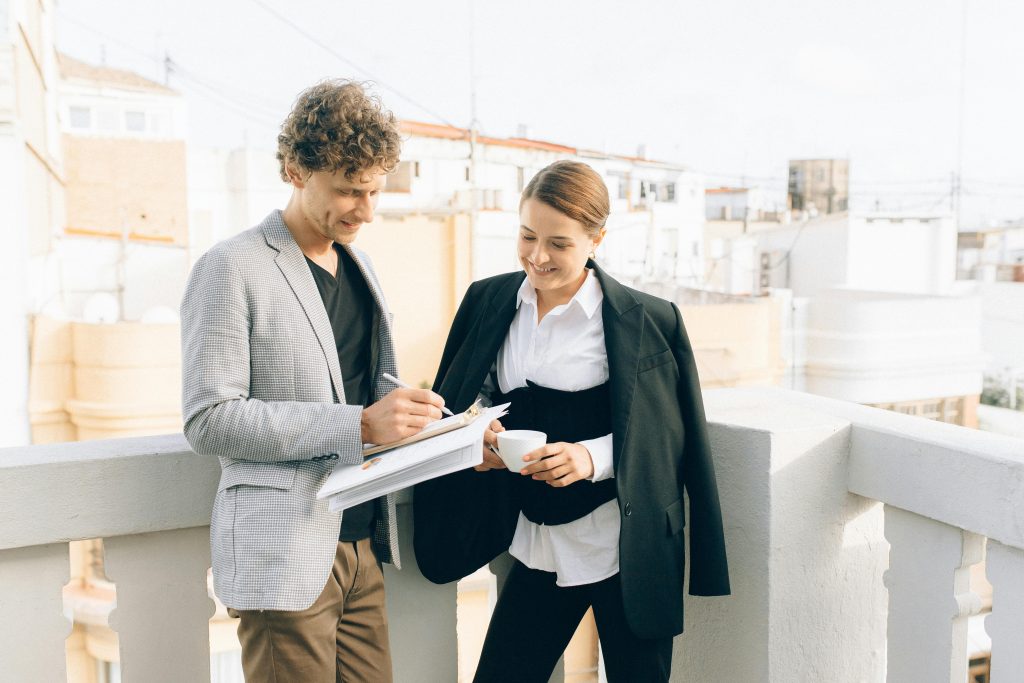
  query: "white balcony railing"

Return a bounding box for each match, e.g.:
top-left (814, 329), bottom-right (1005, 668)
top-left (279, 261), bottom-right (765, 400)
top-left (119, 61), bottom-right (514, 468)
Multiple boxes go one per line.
top-left (1, 388), bottom-right (1021, 682)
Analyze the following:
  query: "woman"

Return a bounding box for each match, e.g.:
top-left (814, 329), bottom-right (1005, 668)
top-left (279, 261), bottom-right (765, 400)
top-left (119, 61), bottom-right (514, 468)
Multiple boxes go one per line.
top-left (414, 160), bottom-right (729, 682)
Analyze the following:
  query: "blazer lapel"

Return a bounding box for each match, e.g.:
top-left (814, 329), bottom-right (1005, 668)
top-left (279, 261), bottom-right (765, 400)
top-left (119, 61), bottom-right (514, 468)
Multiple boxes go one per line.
top-left (262, 212), bottom-right (346, 402)
top-left (344, 245), bottom-right (398, 395)
top-left (453, 273), bottom-right (523, 410)
top-left (592, 261), bottom-right (644, 468)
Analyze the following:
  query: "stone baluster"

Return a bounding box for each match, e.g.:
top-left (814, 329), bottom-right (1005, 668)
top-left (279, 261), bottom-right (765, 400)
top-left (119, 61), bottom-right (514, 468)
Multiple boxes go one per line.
top-left (384, 500), bottom-right (459, 683)
top-left (103, 527), bottom-right (214, 683)
top-left (884, 506), bottom-right (984, 683)
top-left (985, 540), bottom-right (1024, 680)
top-left (0, 543), bottom-right (71, 681)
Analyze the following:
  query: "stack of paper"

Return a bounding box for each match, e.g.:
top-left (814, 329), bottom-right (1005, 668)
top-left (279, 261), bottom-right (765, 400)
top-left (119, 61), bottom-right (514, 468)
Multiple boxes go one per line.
top-left (317, 403), bottom-right (509, 512)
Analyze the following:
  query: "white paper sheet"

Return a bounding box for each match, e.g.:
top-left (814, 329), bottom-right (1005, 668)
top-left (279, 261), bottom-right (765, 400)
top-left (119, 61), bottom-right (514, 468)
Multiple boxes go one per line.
top-left (317, 403), bottom-right (509, 512)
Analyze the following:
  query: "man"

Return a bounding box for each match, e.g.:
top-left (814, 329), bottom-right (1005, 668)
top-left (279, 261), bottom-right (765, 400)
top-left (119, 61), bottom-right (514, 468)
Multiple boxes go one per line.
top-left (181, 80), bottom-right (444, 682)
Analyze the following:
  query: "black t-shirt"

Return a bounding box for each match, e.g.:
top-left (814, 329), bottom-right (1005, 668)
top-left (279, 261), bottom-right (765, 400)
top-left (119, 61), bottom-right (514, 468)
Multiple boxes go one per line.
top-left (306, 244), bottom-right (377, 541)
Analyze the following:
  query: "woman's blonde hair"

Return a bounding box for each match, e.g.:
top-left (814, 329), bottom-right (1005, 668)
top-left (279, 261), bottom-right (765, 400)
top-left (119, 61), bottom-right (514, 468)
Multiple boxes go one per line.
top-left (521, 160), bottom-right (610, 237)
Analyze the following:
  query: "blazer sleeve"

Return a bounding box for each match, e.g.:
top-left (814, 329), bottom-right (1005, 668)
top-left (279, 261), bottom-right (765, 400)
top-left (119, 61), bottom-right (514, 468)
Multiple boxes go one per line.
top-left (414, 281), bottom-right (519, 584)
top-left (670, 302), bottom-right (731, 596)
top-left (431, 280), bottom-right (482, 399)
top-left (180, 247), bottom-right (364, 465)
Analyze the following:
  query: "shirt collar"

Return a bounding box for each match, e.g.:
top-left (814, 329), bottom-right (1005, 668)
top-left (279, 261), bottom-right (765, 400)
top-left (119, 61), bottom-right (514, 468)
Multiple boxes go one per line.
top-left (516, 268), bottom-right (603, 319)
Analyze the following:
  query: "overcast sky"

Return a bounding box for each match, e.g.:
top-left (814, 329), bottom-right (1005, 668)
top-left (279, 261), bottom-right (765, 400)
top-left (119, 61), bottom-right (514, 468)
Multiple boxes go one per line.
top-left (55, 0), bottom-right (1024, 227)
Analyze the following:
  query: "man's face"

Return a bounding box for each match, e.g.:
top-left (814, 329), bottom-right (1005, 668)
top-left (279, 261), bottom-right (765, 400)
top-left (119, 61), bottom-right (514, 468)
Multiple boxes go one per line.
top-left (294, 167), bottom-right (387, 245)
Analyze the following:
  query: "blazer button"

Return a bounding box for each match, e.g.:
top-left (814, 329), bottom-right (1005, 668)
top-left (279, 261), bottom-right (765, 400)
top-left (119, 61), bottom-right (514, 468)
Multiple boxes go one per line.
top-left (624, 501), bottom-right (632, 517)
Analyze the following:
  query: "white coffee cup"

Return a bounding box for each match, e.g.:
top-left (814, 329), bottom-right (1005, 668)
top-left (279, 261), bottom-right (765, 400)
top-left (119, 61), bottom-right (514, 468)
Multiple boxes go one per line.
top-left (496, 430), bottom-right (547, 473)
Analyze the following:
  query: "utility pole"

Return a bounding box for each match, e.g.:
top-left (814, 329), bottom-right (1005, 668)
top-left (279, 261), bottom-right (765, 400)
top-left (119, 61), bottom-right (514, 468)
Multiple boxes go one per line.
top-left (467, 0), bottom-right (479, 261)
top-left (954, 0), bottom-right (968, 229)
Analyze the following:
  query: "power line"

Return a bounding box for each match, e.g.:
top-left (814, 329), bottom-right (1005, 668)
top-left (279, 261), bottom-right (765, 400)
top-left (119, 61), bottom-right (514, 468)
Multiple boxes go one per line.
top-left (246, 0), bottom-right (459, 128)
top-left (59, 12), bottom-right (164, 68)
top-left (168, 61), bottom-right (284, 115)
top-left (60, 11), bottom-right (281, 128)
top-left (167, 61), bottom-right (283, 122)
top-left (168, 66), bottom-right (282, 128)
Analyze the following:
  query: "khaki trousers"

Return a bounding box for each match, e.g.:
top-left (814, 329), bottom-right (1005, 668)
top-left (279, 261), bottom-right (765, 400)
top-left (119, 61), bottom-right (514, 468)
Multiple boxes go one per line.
top-left (230, 538), bottom-right (392, 683)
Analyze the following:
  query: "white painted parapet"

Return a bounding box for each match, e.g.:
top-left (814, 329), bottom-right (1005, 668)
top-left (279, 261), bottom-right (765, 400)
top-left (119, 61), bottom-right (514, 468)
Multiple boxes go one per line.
top-left (0, 390), bottom-right (1021, 682)
top-left (0, 435), bottom-right (459, 683)
top-left (676, 390), bottom-right (889, 682)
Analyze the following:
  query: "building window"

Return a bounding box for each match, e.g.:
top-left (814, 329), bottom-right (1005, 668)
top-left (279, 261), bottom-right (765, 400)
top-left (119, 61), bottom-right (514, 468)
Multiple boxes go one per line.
top-left (516, 166), bottom-right (525, 192)
top-left (386, 160), bottom-right (414, 193)
top-left (125, 111), bottom-right (147, 132)
top-left (69, 106), bottom-right (92, 129)
top-left (618, 175), bottom-right (630, 200)
top-left (661, 183), bottom-right (677, 202)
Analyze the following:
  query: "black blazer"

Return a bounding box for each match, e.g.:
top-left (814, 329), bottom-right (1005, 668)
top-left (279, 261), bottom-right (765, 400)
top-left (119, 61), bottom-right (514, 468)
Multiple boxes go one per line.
top-left (413, 262), bottom-right (729, 639)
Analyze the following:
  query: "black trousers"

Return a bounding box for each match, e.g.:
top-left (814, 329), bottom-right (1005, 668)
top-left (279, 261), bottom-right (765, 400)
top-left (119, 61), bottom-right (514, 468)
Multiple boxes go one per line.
top-left (472, 561), bottom-right (673, 683)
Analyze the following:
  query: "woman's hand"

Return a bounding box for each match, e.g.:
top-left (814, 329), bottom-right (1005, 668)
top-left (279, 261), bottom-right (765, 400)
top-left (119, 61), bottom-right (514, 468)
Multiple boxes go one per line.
top-left (519, 442), bottom-right (594, 486)
top-left (474, 419), bottom-right (507, 472)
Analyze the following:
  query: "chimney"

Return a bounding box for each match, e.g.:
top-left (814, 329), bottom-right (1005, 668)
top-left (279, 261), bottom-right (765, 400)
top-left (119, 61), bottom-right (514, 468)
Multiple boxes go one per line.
top-left (636, 144), bottom-right (648, 159)
top-left (516, 124), bottom-right (532, 139)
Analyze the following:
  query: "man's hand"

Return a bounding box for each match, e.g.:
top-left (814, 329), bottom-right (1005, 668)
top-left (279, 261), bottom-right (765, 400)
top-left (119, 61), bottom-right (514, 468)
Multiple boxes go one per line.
top-left (519, 442), bottom-right (594, 486)
top-left (360, 388), bottom-right (445, 444)
top-left (474, 419), bottom-right (507, 472)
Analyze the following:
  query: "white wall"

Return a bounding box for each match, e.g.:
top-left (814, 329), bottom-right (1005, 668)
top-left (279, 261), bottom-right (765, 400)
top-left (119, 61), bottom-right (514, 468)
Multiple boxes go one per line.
top-left (34, 237), bottom-right (188, 321)
top-left (1, 0), bottom-right (61, 447)
top-left (743, 213), bottom-right (958, 299)
top-left (753, 214), bottom-right (850, 298)
top-left (473, 210), bottom-right (519, 281)
top-left (0, 129), bottom-right (32, 446)
top-left (846, 215), bottom-right (957, 294)
top-left (187, 145), bottom-right (290, 260)
top-left (59, 81), bottom-right (188, 141)
top-left (803, 288), bottom-right (984, 403)
top-left (974, 281), bottom-right (1024, 371)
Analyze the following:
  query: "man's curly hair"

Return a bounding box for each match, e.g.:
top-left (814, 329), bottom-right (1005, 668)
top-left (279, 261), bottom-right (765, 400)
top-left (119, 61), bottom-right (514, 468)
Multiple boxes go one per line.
top-left (277, 80), bottom-right (401, 182)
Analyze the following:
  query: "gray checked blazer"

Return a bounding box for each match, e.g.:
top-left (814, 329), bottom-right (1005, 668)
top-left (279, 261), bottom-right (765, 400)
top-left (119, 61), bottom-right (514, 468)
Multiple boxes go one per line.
top-left (181, 210), bottom-right (401, 612)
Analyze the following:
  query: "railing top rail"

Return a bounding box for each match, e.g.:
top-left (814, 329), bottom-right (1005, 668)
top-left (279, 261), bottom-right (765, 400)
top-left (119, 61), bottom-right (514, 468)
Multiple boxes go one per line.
top-left (3, 390), bottom-right (1021, 553)
top-left (0, 433), bottom-right (219, 550)
top-left (706, 388), bottom-right (1024, 550)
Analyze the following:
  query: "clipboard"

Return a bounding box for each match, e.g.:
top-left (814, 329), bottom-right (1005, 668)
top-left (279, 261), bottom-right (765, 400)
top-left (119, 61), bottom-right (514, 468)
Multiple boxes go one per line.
top-left (361, 400), bottom-right (485, 457)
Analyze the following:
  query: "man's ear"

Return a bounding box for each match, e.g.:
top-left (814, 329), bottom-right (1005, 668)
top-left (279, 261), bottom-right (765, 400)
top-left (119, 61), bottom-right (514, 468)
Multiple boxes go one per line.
top-left (285, 162), bottom-right (307, 189)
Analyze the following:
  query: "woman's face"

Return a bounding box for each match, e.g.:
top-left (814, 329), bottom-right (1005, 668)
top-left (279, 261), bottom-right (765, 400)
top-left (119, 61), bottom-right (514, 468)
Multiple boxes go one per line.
top-left (518, 198), bottom-right (604, 301)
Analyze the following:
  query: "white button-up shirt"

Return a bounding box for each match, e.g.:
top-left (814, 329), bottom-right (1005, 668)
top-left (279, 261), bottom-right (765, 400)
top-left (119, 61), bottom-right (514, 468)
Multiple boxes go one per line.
top-left (496, 269), bottom-right (620, 587)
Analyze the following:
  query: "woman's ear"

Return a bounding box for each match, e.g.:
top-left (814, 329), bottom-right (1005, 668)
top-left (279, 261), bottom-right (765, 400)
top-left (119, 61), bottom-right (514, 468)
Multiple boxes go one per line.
top-left (592, 227), bottom-right (608, 250)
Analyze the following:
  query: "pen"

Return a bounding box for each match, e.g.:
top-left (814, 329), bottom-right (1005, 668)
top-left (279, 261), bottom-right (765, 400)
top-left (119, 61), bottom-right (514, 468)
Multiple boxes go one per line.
top-left (382, 372), bottom-right (455, 417)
